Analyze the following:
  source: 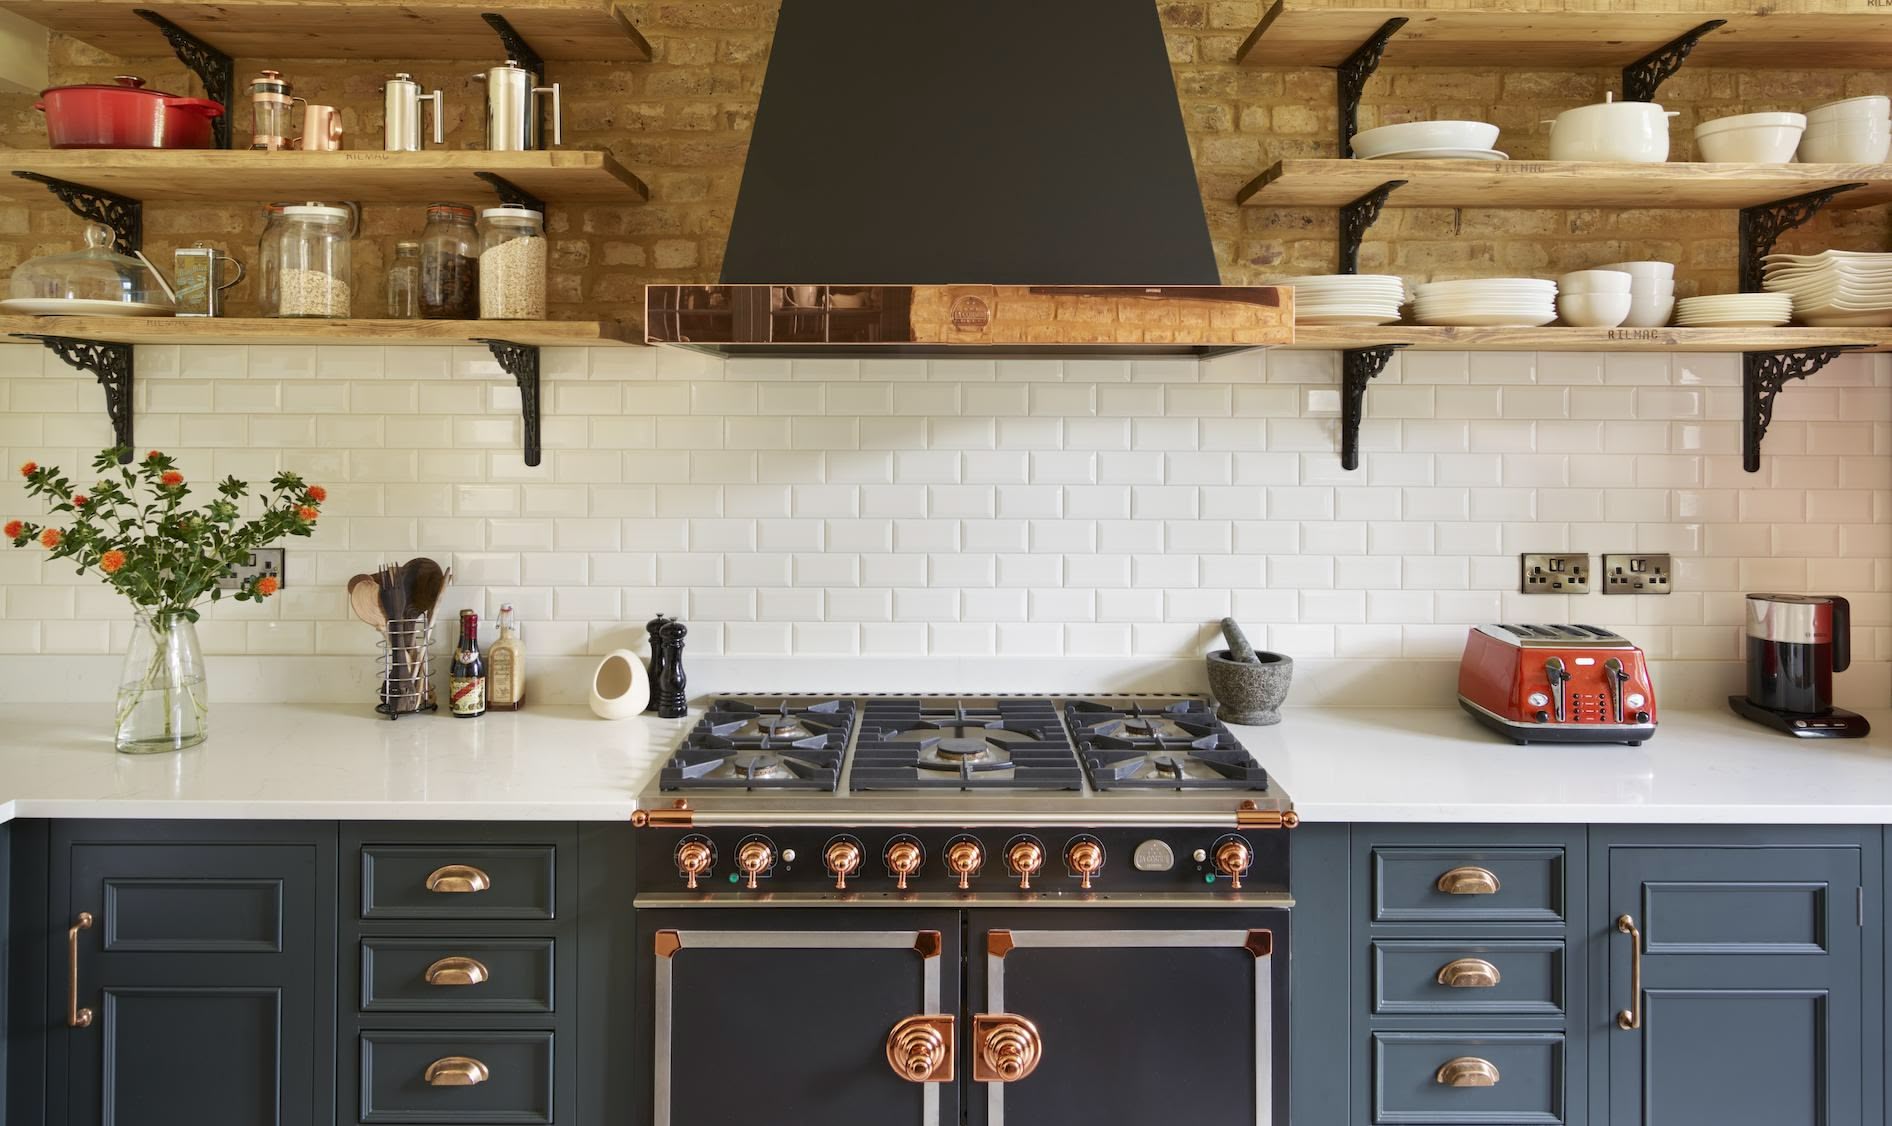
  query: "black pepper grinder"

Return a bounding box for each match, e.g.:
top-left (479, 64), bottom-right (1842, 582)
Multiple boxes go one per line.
top-left (644, 613), bottom-right (670, 714)
top-left (657, 620), bottom-right (688, 719)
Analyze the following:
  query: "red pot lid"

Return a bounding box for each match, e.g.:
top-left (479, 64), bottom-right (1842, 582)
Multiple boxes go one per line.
top-left (41, 75), bottom-right (179, 99)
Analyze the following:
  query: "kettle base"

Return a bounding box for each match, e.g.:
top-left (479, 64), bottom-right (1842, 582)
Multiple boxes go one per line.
top-left (1729, 696), bottom-right (1871, 738)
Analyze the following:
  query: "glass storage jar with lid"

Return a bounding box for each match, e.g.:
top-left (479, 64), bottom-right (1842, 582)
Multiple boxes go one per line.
top-left (9, 222), bottom-right (176, 314)
top-left (419, 202), bottom-right (478, 319)
top-left (256, 202), bottom-right (288, 315)
top-left (275, 202), bottom-right (353, 317)
top-left (477, 206), bottom-right (547, 320)
top-left (387, 241), bottom-right (421, 318)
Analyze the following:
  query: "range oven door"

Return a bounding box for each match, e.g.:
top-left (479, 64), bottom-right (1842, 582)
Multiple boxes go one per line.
top-left (967, 908), bottom-right (1289, 1126)
top-left (639, 908), bottom-right (961, 1126)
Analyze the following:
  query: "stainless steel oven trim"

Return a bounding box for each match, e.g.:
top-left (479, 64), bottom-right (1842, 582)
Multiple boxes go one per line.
top-left (636, 892), bottom-right (1294, 909)
top-left (655, 929), bottom-right (943, 1126)
top-left (985, 929), bottom-right (1272, 1126)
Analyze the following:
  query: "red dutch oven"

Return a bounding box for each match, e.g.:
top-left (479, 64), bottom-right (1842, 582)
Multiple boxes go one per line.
top-left (37, 75), bottom-right (223, 149)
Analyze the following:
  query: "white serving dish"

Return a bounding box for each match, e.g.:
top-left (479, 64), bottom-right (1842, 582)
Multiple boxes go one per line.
top-left (1558, 269), bottom-right (1633, 293)
top-left (1806, 96), bottom-right (1891, 123)
top-left (1694, 112), bottom-right (1805, 163)
top-left (1622, 294), bottom-right (1676, 327)
top-left (1799, 308), bottom-right (1892, 327)
top-left (1414, 310), bottom-right (1557, 327)
top-left (1695, 111), bottom-right (1806, 136)
top-left (1798, 121), bottom-right (1891, 164)
top-left (1557, 292), bottom-right (1633, 327)
top-left (1296, 312), bottom-right (1404, 326)
top-left (1546, 94), bottom-right (1676, 163)
top-left (1350, 120), bottom-right (1500, 158)
top-left (1361, 147), bottom-right (1509, 161)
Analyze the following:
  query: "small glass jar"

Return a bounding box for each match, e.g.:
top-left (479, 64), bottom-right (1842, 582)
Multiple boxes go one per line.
top-left (419, 202), bottom-right (479, 319)
top-left (387, 241), bottom-right (420, 319)
top-left (276, 203), bottom-right (353, 317)
top-left (477, 206), bottom-right (547, 320)
top-left (256, 203), bottom-right (287, 315)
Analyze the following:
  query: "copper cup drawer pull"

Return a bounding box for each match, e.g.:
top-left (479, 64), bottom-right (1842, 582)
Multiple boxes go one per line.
top-left (886, 1014), bottom-right (955, 1083)
top-left (1435, 1057), bottom-right (1501, 1088)
top-left (423, 1056), bottom-right (490, 1086)
top-left (67, 911), bottom-right (94, 1028)
top-left (1435, 957), bottom-right (1502, 989)
top-left (424, 955), bottom-right (490, 986)
top-left (1435, 866), bottom-right (1502, 896)
top-left (425, 864), bottom-right (492, 894)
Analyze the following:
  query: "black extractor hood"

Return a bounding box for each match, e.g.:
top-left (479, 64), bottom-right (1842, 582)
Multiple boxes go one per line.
top-left (645, 0), bottom-right (1291, 358)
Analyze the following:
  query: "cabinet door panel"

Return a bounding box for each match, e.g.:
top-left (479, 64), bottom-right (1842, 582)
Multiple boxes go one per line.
top-left (102, 987), bottom-right (282, 1125)
top-left (1641, 989), bottom-right (1826, 1125)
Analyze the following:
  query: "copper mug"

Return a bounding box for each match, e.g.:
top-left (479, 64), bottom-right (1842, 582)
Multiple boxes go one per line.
top-left (295, 103), bottom-right (344, 151)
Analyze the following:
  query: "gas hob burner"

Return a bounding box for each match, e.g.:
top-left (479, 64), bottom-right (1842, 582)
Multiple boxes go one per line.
top-left (1066, 697), bottom-right (1269, 791)
top-left (661, 697), bottom-right (855, 791)
top-left (850, 697), bottom-right (1084, 791)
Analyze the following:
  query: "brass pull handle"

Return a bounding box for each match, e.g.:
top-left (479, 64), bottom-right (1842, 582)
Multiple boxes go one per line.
top-left (886, 1014), bottom-right (955, 1082)
top-left (425, 864), bottom-right (491, 894)
top-left (1436, 866), bottom-right (1501, 895)
top-left (1435, 1057), bottom-right (1500, 1087)
top-left (973, 1014), bottom-right (1043, 1083)
top-left (67, 912), bottom-right (93, 1028)
top-left (1436, 957), bottom-right (1502, 989)
top-left (424, 956), bottom-right (490, 986)
top-left (423, 1056), bottom-right (490, 1086)
top-left (1616, 914), bottom-right (1643, 1030)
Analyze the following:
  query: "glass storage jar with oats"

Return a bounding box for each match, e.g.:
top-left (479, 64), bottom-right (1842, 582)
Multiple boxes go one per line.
top-left (275, 203), bottom-right (353, 317)
top-left (477, 206), bottom-right (547, 319)
top-left (419, 202), bottom-right (479, 319)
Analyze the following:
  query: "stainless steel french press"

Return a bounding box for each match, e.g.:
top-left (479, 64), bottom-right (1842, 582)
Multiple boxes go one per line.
top-left (472, 59), bottom-right (561, 151)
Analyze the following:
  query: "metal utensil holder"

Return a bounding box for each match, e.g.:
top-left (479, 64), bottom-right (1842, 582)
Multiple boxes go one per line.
top-left (376, 615), bottom-right (436, 719)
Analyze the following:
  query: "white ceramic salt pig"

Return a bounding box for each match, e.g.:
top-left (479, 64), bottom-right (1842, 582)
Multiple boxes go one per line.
top-left (588, 648), bottom-right (651, 719)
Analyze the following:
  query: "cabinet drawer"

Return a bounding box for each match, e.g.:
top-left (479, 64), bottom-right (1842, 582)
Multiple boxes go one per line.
top-left (360, 1030), bottom-right (553, 1124)
top-left (1372, 940), bottom-right (1564, 1017)
top-left (361, 938), bottom-right (555, 1014)
top-left (1372, 1031), bottom-right (1564, 1125)
top-left (1372, 847), bottom-right (1565, 924)
top-left (360, 845), bottom-right (556, 921)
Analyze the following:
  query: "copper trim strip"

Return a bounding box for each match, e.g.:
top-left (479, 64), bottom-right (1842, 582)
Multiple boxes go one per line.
top-left (987, 929), bottom-right (1015, 958)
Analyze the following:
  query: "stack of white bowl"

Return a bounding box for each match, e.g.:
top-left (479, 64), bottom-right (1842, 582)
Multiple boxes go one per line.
top-left (1350, 120), bottom-right (1504, 161)
top-left (1412, 278), bottom-right (1557, 327)
top-left (1694, 112), bottom-right (1805, 163)
top-left (1762, 250), bottom-right (1892, 327)
top-left (1597, 260), bottom-right (1676, 327)
top-left (1674, 292), bottom-right (1794, 328)
top-left (1556, 270), bottom-right (1632, 327)
top-left (1799, 96), bottom-right (1891, 163)
top-left (1286, 274), bottom-right (1407, 325)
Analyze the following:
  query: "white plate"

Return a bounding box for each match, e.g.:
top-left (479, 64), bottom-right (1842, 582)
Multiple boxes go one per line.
top-left (1800, 310), bottom-right (1892, 326)
top-left (0, 298), bottom-right (174, 317)
top-left (1674, 317), bottom-right (1792, 327)
top-left (1415, 312), bottom-right (1557, 326)
top-left (1296, 313), bottom-right (1404, 325)
top-left (1359, 147), bottom-right (1509, 161)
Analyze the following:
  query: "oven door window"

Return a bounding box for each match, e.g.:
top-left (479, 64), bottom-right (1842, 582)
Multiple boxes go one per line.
top-left (968, 908), bottom-right (1289, 1126)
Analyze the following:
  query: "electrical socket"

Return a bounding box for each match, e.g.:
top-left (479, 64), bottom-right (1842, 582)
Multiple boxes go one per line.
top-left (1520, 553), bottom-right (1590, 595)
top-left (1602, 553), bottom-right (1672, 595)
top-left (217, 548), bottom-right (285, 591)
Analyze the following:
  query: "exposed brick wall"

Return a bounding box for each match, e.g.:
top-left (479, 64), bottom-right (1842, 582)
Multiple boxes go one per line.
top-left (0, 0), bottom-right (1885, 314)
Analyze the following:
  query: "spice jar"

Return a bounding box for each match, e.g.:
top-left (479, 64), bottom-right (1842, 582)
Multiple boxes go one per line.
top-left (419, 203), bottom-right (478, 319)
top-left (256, 202), bottom-right (287, 315)
top-left (275, 203), bottom-right (353, 317)
top-left (388, 241), bottom-right (420, 319)
top-left (477, 206), bottom-right (546, 320)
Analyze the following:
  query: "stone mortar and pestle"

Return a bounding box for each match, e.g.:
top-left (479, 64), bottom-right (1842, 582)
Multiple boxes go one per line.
top-left (1206, 617), bottom-right (1294, 726)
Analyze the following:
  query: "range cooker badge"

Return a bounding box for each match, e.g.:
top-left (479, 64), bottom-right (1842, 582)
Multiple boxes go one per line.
top-left (1132, 839), bottom-right (1175, 872)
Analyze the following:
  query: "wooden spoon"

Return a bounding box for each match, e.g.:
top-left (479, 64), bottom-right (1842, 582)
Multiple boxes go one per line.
top-left (348, 574), bottom-right (386, 630)
top-left (401, 558), bottom-right (448, 712)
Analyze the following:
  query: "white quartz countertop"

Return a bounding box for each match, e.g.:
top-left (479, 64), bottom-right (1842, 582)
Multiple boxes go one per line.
top-left (0, 702), bottom-right (1889, 824)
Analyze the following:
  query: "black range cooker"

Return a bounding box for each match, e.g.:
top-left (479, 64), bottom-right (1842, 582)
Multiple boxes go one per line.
top-left (632, 694), bottom-right (1295, 1126)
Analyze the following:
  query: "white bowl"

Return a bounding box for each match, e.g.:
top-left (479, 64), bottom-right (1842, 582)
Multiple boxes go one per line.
top-left (1597, 260), bottom-right (1676, 280)
top-left (1807, 96), bottom-right (1891, 123)
top-left (1558, 292), bottom-right (1633, 328)
top-left (1695, 111), bottom-right (1807, 136)
top-left (1351, 120), bottom-right (1500, 159)
top-left (1623, 294), bottom-right (1676, 328)
top-left (1558, 269), bottom-right (1632, 294)
top-left (1799, 125), bottom-right (1892, 164)
top-left (1635, 279), bottom-right (1677, 297)
top-left (1547, 98), bottom-right (1676, 162)
top-left (1695, 115), bottom-right (1805, 163)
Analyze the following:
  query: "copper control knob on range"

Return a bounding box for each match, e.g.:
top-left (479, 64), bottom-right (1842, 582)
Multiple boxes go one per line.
top-left (735, 840), bottom-right (773, 890)
top-left (1067, 839), bottom-right (1104, 889)
top-left (1007, 839), bottom-right (1046, 890)
top-left (825, 839), bottom-right (863, 890)
top-left (1214, 838), bottom-right (1252, 890)
top-left (886, 840), bottom-right (923, 890)
top-left (675, 840), bottom-right (712, 890)
top-left (946, 839), bottom-right (984, 891)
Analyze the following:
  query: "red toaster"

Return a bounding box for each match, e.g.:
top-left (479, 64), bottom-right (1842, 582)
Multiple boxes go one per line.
top-left (1458, 624), bottom-right (1657, 745)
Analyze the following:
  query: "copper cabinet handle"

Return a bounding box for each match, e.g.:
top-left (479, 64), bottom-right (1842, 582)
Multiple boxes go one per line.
top-left (424, 956), bottom-right (490, 986)
top-left (1616, 914), bottom-right (1643, 1030)
top-left (886, 1014), bottom-right (955, 1083)
top-left (1435, 1057), bottom-right (1501, 1087)
top-left (67, 912), bottom-right (93, 1028)
top-left (424, 864), bottom-right (491, 894)
top-left (973, 1014), bottom-right (1043, 1083)
top-left (1436, 866), bottom-right (1501, 895)
top-left (423, 1056), bottom-right (490, 1086)
top-left (1436, 957), bottom-right (1502, 989)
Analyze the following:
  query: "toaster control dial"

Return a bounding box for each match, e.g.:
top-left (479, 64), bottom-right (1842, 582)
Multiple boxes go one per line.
top-left (1627, 693), bottom-right (1646, 709)
top-left (1528, 692), bottom-right (1549, 708)
top-left (1635, 711), bottom-right (1651, 724)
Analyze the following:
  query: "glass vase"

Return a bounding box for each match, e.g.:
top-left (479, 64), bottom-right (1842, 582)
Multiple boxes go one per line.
top-left (115, 609), bottom-right (208, 754)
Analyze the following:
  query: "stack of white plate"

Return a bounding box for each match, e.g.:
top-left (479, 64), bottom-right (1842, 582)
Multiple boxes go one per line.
top-left (1762, 250), bottom-right (1892, 327)
top-left (1673, 292), bottom-right (1794, 328)
top-left (1411, 278), bottom-right (1557, 327)
top-left (1351, 120), bottom-right (1506, 161)
top-left (1286, 274), bottom-right (1407, 325)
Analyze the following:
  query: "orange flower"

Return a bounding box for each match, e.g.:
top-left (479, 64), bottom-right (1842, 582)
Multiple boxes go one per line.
top-left (306, 485), bottom-right (327, 504)
top-left (18, 461), bottom-right (36, 478)
top-left (159, 470), bottom-right (184, 488)
top-left (3, 520), bottom-right (20, 540)
top-left (99, 550), bottom-right (126, 574)
top-left (296, 505), bottom-right (318, 522)
top-left (71, 494), bottom-right (87, 507)
top-left (145, 450), bottom-right (162, 462)
top-left (38, 527), bottom-right (61, 549)
top-left (255, 575), bottom-right (279, 597)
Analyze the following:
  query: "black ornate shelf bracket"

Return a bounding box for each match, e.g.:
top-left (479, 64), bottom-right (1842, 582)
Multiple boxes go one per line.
top-left (1621, 20), bottom-right (1727, 103)
top-left (475, 340), bottom-right (542, 467)
top-left (1340, 345), bottom-right (1406, 471)
top-left (1336, 18), bottom-right (1407, 158)
top-left (12, 173), bottom-right (143, 252)
top-left (133, 9), bottom-right (235, 150)
top-left (20, 336), bottom-right (134, 461)
top-left (1742, 346), bottom-right (1869, 472)
top-left (474, 172), bottom-right (547, 214)
top-left (1738, 183), bottom-right (1862, 293)
top-left (482, 13), bottom-right (546, 77)
top-left (1339, 180), bottom-right (1406, 274)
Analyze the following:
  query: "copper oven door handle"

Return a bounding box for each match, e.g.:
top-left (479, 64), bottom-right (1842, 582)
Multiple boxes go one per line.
top-left (973, 1014), bottom-right (1043, 1083)
top-left (886, 1014), bottom-right (955, 1083)
top-left (1616, 914), bottom-right (1643, 1030)
top-left (67, 911), bottom-right (94, 1028)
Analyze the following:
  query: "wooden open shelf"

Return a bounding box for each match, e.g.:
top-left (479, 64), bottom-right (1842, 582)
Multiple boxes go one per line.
top-left (0, 317), bottom-right (641, 347)
top-left (0, 0), bottom-right (650, 61)
top-left (1282, 325), bottom-right (1892, 351)
top-left (1238, 0), bottom-right (1890, 68)
top-left (1239, 159), bottom-right (1892, 209)
top-left (0, 150), bottom-right (649, 205)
